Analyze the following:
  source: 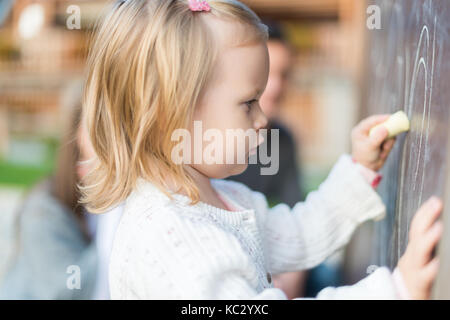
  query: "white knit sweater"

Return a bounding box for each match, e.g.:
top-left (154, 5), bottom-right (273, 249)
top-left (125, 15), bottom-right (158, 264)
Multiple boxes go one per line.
top-left (109, 154), bottom-right (404, 299)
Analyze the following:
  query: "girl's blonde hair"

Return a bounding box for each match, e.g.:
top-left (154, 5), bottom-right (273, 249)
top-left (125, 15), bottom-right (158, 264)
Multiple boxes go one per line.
top-left (81, 0), bottom-right (268, 213)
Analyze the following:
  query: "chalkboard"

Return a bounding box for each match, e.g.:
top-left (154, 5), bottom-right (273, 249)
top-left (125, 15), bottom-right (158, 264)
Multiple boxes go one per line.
top-left (362, 0), bottom-right (450, 298)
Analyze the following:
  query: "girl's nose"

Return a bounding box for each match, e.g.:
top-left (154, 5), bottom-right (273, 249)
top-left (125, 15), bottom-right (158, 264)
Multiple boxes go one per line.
top-left (254, 104), bottom-right (269, 130)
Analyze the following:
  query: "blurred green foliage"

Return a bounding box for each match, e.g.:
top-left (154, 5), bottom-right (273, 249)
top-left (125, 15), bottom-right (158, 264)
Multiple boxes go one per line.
top-left (0, 137), bottom-right (58, 188)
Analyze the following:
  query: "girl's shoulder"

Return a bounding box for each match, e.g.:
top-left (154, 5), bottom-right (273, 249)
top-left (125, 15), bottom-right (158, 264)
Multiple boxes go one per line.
top-left (115, 178), bottom-right (270, 244)
top-left (120, 178), bottom-right (267, 225)
top-left (126, 178), bottom-right (261, 213)
top-left (119, 179), bottom-right (181, 227)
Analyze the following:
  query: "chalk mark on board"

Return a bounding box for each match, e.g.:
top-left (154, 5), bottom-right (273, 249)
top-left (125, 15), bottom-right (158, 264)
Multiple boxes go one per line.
top-left (410, 17), bottom-right (436, 207)
top-left (397, 16), bottom-right (437, 254)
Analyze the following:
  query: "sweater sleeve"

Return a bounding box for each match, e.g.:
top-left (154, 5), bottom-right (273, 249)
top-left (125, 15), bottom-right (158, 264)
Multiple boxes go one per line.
top-left (116, 207), bottom-right (289, 300)
top-left (251, 154), bottom-right (386, 275)
top-left (293, 266), bottom-right (401, 299)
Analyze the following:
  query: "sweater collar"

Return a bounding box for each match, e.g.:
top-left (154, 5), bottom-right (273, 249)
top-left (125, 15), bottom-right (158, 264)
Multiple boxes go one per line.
top-left (135, 178), bottom-right (255, 227)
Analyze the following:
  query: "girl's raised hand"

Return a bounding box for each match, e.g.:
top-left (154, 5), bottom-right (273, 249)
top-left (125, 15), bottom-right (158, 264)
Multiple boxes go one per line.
top-left (396, 197), bottom-right (444, 299)
top-left (351, 114), bottom-right (395, 171)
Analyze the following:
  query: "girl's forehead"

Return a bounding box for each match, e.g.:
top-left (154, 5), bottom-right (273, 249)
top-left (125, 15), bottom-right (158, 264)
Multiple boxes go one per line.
top-left (202, 14), bottom-right (262, 50)
top-left (201, 15), bottom-right (269, 91)
top-left (209, 43), bottom-right (270, 95)
top-left (203, 17), bottom-right (234, 51)
top-left (219, 44), bottom-right (268, 71)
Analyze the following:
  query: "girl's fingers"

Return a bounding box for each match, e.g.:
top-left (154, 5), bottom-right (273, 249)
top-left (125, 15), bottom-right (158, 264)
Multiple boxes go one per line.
top-left (379, 151), bottom-right (389, 162)
top-left (417, 221), bottom-right (443, 266)
top-left (360, 114), bottom-right (391, 133)
top-left (380, 144), bottom-right (392, 158)
top-left (354, 114), bottom-right (391, 136)
top-left (379, 151), bottom-right (388, 160)
top-left (410, 197), bottom-right (443, 239)
top-left (378, 138), bottom-right (395, 158)
top-left (369, 126), bottom-right (389, 147)
top-left (382, 138), bottom-right (396, 151)
top-left (422, 256), bottom-right (440, 287)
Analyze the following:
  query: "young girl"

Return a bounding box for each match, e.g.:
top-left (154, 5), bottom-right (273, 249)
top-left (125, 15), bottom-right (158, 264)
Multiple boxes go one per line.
top-left (81, 0), bottom-right (443, 299)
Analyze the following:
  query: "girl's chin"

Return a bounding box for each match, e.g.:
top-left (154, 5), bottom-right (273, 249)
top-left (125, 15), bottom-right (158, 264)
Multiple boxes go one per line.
top-left (229, 162), bottom-right (249, 177)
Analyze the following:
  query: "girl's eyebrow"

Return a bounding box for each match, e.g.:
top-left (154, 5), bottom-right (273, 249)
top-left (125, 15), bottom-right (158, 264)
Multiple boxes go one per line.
top-left (244, 88), bottom-right (262, 99)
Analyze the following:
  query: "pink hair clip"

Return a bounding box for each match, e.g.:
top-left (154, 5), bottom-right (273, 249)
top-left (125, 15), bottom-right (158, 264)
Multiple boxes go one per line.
top-left (188, 0), bottom-right (211, 12)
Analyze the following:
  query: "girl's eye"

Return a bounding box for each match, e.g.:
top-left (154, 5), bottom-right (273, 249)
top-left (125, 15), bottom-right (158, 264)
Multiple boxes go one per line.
top-left (244, 99), bottom-right (257, 111)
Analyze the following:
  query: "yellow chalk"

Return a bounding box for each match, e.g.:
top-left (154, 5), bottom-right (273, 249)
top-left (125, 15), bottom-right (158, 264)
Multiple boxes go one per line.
top-left (369, 110), bottom-right (410, 139)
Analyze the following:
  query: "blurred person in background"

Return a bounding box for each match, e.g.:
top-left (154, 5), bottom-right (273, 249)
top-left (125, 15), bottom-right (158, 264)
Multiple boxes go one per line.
top-left (226, 21), bottom-right (307, 299)
top-left (0, 105), bottom-right (96, 299)
top-left (0, 102), bottom-right (123, 299)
